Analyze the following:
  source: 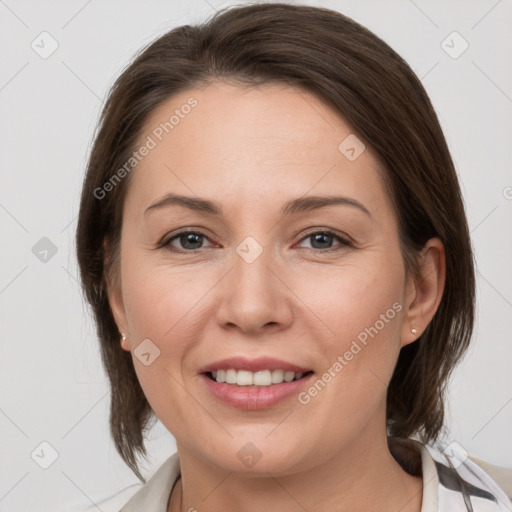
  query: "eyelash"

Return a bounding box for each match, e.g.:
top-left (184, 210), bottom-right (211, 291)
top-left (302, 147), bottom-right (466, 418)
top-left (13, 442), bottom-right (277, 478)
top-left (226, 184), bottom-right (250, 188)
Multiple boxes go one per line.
top-left (158, 228), bottom-right (354, 254)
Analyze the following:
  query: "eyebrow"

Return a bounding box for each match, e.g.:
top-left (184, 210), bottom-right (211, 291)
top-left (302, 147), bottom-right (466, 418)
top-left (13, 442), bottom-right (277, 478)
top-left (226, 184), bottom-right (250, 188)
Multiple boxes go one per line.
top-left (144, 193), bottom-right (372, 219)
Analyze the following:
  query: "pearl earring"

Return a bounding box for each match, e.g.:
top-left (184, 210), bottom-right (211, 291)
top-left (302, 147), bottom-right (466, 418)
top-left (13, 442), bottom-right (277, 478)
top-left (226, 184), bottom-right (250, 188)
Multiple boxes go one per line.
top-left (411, 328), bottom-right (417, 335)
top-left (121, 332), bottom-right (127, 343)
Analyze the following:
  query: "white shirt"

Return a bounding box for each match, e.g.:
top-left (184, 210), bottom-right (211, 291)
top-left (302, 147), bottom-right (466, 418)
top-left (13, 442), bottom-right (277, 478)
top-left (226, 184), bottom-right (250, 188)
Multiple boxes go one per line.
top-left (90, 442), bottom-right (512, 511)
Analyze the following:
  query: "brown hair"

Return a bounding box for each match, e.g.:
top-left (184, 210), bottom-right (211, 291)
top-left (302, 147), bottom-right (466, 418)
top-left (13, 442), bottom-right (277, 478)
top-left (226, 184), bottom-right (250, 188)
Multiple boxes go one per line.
top-left (76, 2), bottom-right (475, 479)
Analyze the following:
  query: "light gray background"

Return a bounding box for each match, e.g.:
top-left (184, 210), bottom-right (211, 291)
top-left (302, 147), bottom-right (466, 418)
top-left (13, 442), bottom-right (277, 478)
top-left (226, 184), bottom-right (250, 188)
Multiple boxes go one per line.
top-left (1, 0), bottom-right (511, 510)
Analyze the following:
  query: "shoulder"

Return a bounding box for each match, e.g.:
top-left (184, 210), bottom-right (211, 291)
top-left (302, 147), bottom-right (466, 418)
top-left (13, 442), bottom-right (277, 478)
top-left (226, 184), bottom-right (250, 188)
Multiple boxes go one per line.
top-left (85, 452), bottom-right (181, 512)
top-left (84, 484), bottom-right (143, 512)
top-left (418, 441), bottom-right (512, 511)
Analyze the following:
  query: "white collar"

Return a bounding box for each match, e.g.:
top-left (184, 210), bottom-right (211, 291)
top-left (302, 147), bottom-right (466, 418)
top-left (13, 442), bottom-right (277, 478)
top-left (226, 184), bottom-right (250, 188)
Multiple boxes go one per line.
top-left (119, 442), bottom-right (510, 511)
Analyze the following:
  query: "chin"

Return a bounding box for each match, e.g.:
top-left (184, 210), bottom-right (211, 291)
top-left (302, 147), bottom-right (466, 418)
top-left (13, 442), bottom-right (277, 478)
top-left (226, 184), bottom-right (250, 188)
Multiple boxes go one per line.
top-left (199, 437), bottom-right (313, 477)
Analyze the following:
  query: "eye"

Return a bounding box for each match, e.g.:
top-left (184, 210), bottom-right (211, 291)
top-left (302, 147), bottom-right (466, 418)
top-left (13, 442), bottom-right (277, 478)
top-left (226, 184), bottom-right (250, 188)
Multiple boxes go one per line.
top-left (159, 228), bottom-right (353, 253)
top-left (160, 230), bottom-right (214, 252)
top-left (296, 229), bottom-right (353, 251)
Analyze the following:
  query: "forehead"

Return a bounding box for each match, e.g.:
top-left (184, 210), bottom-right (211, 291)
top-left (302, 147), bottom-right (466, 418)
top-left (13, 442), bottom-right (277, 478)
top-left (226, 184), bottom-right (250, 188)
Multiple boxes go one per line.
top-left (126, 81), bottom-right (389, 216)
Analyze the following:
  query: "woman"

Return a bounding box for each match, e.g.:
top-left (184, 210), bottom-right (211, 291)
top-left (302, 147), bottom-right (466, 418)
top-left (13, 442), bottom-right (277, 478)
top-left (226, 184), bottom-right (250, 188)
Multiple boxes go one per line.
top-left (76, 3), bottom-right (511, 511)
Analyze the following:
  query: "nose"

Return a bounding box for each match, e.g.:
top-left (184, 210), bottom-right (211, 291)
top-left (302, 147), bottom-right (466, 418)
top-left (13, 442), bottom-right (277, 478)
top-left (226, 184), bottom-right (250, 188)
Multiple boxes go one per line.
top-left (215, 244), bottom-right (294, 336)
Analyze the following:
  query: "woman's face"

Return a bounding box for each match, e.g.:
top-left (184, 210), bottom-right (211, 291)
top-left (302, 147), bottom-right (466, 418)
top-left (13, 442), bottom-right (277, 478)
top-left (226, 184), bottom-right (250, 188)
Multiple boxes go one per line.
top-left (109, 81), bottom-right (421, 475)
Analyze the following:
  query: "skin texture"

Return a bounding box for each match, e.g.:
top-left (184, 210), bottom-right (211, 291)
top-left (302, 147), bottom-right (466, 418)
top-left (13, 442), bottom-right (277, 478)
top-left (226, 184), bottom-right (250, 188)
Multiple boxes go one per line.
top-left (107, 81), bottom-right (445, 512)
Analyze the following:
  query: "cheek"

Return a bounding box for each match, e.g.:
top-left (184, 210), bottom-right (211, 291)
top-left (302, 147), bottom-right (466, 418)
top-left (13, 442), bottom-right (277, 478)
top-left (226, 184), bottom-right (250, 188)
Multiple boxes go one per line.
top-left (121, 253), bottom-right (214, 345)
top-left (296, 253), bottom-right (405, 394)
top-left (288, 268), bottom-right (404, 446)
top-left (300, 254), bottom-right (404, 344)
top-left (119, 255), bottom-right (214, 429)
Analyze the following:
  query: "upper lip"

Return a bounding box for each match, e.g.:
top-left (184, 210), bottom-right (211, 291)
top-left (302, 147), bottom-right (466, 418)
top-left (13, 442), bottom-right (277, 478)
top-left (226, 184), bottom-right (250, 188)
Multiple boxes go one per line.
top-left (200, 356), bottom-right (311, 373)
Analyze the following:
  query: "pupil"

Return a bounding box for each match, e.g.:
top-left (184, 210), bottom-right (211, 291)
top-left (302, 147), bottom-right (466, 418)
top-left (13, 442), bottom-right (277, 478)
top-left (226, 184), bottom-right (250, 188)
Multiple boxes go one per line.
top-left (311, 233), bottom-right (332, 249)
top-left (182, 233), bottom-right (202, 250)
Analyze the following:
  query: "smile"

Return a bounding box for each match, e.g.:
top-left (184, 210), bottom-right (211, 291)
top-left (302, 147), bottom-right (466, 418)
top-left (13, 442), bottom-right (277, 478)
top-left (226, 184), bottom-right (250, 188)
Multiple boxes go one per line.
top-left (208, 369), bottom-right (314, 386)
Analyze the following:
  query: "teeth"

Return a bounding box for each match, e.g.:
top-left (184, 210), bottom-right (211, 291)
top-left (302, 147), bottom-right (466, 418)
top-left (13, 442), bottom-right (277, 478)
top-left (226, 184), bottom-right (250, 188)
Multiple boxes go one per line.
top-left (271, 369), bottom-right (284, 383)
top-left (284, 371), bottom-right (295, 382)
top-left (254, 370), bottom-right (272, 386)
top-left (236, 370), bottom-right (253, 386)
top-left (210, 369), bottom-right (308, 386)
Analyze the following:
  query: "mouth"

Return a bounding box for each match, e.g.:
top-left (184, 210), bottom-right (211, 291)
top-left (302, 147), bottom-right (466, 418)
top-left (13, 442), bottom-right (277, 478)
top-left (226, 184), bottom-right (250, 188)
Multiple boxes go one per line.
top-left (204, 369), bottom-right (314, 386)
top-left (199, 356), bottom-right (315, 408)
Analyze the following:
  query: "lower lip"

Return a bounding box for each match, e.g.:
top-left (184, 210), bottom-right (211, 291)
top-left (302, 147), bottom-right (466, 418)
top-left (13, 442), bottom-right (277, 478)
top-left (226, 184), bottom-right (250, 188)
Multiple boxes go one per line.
top-left (200, 373), bottom-right (314, 409)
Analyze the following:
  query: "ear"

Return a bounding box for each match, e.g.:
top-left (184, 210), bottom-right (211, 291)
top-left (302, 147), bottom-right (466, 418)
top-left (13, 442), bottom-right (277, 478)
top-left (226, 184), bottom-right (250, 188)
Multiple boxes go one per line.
top-left (103, 239), bottom-right (131, 352)
top-left (401, 237), bottom-right (446, 347)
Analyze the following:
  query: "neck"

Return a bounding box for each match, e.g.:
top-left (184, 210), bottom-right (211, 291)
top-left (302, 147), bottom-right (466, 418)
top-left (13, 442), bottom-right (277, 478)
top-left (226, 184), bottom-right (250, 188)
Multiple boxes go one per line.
top-left (169, 429), bottom-right (423, 512)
